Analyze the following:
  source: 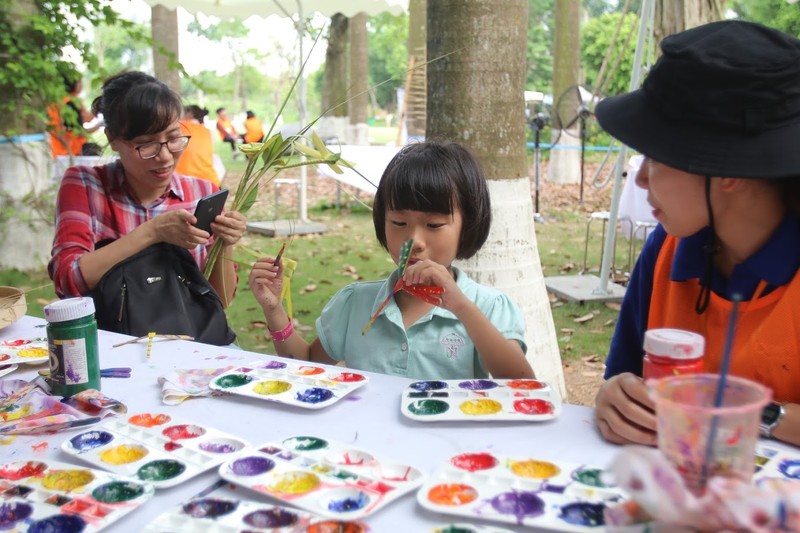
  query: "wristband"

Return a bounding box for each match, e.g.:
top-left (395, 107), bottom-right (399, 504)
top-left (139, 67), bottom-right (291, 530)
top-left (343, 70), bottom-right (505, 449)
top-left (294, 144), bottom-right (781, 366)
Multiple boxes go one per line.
top-left (268, 321), bottom-right (294, 343)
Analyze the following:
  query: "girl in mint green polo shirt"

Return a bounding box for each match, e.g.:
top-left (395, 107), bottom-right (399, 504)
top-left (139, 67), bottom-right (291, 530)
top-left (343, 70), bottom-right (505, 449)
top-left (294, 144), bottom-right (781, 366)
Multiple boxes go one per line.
top-left (249, 141), bottom-right (533, 380)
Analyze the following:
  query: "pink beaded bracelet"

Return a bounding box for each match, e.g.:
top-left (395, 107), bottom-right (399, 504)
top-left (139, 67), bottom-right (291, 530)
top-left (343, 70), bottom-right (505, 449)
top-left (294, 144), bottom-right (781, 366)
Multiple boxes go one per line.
top-left (268, 321), bottom-right (294, 343)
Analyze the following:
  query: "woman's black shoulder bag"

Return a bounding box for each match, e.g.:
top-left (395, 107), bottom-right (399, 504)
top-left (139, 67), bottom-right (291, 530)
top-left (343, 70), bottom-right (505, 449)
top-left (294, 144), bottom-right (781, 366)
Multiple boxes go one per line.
top-left (91, 242), bottom-right (236, 346)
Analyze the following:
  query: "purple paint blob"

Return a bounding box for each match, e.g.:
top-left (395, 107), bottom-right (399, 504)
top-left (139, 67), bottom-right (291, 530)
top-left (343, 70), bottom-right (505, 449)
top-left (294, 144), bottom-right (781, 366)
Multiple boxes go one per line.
top-left (295, 387), bottom-right (334, 403)
top-left (409, 380), bottom-right (447, 391)
top-left (489, 491), bottom-right (545, 523)
top-left (259, 360), bottom-right (287, 370)
top-left (458, 379), bottom-right (498, 390)
top-left (70, 431), bottom-right (114, 452)
top-left (182, 498), bottom-right (239, 519)
top-left (560, 502), bottom-right (606, 527)
top-left (28, 513), bottom-right (87, 533)
top-left (230, 456), bottom-right (275, 476)
top-left (0, 502), bottom-right (34, 529)
top-left (259, 445), bottom-right (282, 455)
top-left (66, 364), bottom-right (80, 383)
top-left (242, 508), bottom-right (299, 527)
top-left (199, 439), bottom-right (244, 454)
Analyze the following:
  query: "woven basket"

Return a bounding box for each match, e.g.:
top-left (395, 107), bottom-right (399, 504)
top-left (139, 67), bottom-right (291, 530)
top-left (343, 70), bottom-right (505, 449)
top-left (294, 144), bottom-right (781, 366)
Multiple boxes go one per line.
top-left (0, 287), bottom-right (26, 330)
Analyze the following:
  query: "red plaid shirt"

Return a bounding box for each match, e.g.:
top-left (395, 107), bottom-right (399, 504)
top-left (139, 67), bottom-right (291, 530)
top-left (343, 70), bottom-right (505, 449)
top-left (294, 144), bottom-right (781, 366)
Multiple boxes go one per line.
top-left (49, 161), bottom-right (218, 297)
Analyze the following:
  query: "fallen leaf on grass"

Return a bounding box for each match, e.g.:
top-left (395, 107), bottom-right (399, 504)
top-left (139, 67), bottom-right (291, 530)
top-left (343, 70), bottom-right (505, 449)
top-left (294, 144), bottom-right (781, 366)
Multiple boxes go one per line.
top-left (559, 262), bottom-right (576, 273)
top-left (560, 328), bottom-right (575, 334)
top-left (604, 302), bottom-right (622, 311)
top-left (250, 321), bottom-right (267, 329)
top-left (299, 284), bottom-right (317, 294)
top-left (582, 355), bottom-right (601, 363)
top-left (604, 319), bottom-right (616, 327)
top-left (574, 313), bottom-right (595, 324)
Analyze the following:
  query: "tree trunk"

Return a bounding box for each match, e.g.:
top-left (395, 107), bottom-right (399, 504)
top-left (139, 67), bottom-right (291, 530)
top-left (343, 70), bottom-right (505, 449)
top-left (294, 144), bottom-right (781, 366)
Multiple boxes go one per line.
top-left (151, 5), bottom-right (180, 94)
top-left (406, 0), bottom-right (427, 139)
top-left (547, 0), bottom-right (582, 185)
top-left (348, 12), bottom-right (369, 145)
top-left (427, 0), bottom-right (566, 398)
top-left (322, 13), bottom-right (349, 116)
top-left (654, 0), bottom-right (726, 46)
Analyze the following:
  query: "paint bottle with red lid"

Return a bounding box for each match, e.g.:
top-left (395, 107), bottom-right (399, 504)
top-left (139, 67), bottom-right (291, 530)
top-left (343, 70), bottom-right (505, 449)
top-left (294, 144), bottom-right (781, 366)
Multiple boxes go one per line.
top-left (643, 328), bottom-right (705, 380)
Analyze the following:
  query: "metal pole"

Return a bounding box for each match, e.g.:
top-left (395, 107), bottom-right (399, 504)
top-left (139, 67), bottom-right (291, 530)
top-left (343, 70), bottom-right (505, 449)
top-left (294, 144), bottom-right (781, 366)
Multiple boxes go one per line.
top-left (534, 127), bottom-right (541, 214)
top-left (296, 0), bottom-right (309, 222)
top-left (594, 0), bottom-right (653, 294)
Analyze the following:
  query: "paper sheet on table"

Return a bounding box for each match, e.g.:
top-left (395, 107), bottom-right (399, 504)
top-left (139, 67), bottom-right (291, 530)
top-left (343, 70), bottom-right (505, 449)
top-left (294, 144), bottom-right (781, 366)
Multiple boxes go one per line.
top-left (158, 366), bottom-right (234, 405)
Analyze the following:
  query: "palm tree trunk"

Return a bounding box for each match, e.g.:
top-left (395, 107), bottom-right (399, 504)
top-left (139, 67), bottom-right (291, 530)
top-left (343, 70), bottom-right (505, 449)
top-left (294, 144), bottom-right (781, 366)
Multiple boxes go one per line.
top-left (151, 5), bottom-right (180, 94)
top-left (427, 0), bottom-right (566, 398)
top-left (406, 0), bottom-right (427, 139)
top-left (348, 12), bottom-right (369, 145)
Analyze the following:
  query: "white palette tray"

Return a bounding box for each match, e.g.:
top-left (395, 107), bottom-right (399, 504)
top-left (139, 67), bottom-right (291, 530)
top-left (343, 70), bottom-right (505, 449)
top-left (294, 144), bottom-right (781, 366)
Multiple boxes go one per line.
top-left (219, 435), bottom-right (424, 521)
top-left (0, 459), bottom-right (154, 532)
top-left (209, 360), bottom-right (369, 410)
top-left (61, 412), bottom-right (250, 489)
top-left (401, 379), bottom-right (562, 422)
top-left (0, 337), bottom-right (48, 365)
top-left (417, 451), bottom-right (628, 532)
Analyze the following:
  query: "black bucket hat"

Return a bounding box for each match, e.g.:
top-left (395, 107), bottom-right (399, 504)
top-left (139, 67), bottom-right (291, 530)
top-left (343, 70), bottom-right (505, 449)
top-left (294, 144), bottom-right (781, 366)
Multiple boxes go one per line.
top-left (595, 20), bottom-right (800, 179)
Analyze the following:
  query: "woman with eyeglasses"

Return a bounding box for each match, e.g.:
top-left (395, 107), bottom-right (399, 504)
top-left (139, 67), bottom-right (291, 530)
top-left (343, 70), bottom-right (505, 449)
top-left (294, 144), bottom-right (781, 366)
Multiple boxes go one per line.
top-left (48, 71), bottom-right (246, 306)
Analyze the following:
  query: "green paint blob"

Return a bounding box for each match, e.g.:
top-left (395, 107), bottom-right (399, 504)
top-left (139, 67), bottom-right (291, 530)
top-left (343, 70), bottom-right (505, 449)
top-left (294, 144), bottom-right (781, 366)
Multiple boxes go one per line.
top-left (215, 374), bottom-right (253, 388)
top-left (92, 481), bottom-right (145, 503)
top-left (437, 528), bottom-right (475, 533)
top-left (408, 399), bottom-right (450, 416)
top-left (137, 460), bottom-right (186, 482)
top-left (283, 436), bottom-right (328, 451)
top-left (573, 467), bottom-right (610, 488)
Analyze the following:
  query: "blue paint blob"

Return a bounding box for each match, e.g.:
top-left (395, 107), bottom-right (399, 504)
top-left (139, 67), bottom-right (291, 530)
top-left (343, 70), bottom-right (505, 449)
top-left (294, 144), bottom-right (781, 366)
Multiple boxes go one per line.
top-left (0, 502), bottom-right (34, 529)
top-left (28, 513), bottom-right (87, 533)
top-left (296, 387), bottom-right (334, 403)
top-left (260, 360), bottom-right (288, 370)
top-left (560, 502), bottom-right (606, 527)
top-left (69, 431), bottom-right (114, 452)
top-left (328, 491), bottom-right (369, 512)
top-left (409, 380), bottom-right (447, 391)
top-left (458, 379), bottom-right (498, 390)
top-left (779, 459), bottom-right (800, 479)
top-left (230, 456), bottom-right (275, 476)
top-left (490, 491), bottom-right (545, 522)
top-left (182, 498), bottom-right (239, 518)
top-left (243, 508), bottom-right (299, 527)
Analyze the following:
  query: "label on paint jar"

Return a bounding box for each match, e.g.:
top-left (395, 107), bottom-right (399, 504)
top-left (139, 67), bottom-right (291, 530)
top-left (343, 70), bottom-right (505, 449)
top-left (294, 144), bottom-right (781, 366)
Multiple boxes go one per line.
top-left (643, 328), bottom-right (705, 381)
top-left (53, 338), bottom-right (89, 384)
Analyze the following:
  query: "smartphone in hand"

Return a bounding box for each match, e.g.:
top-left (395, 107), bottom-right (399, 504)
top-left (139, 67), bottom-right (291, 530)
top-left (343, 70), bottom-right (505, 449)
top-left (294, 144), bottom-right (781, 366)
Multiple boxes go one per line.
top-left (193, 189), bottom-right (229, 233)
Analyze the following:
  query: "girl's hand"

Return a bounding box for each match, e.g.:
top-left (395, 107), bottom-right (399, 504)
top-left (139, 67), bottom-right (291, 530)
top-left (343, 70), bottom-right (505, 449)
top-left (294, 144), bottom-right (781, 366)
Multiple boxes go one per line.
top-left (402, 260), bottom-right (469, 312)
top-left (595, 373), bottom-right (658, 446)
top-left (249, 257), bottom-right (283, 312)
top-left (151, 209), bottom-right (209, 250)
top-left (210, 211), bottom-right (247, 246)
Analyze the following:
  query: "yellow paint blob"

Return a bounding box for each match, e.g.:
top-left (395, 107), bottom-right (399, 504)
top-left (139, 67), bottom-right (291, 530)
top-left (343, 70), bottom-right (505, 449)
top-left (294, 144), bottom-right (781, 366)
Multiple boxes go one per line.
top-left (253, 381), bottom-right (292, 395)
top-left (42, 470), bottom-right (94, 491)
top-left (459, 399), bottom-right (503, 416)
top-left (509, 459), bottom-right (560, 479)
top-left (311, 464), bottom-right (333, 474)
top-left (268, 471), bottom-right (320, 494)
top-left (17, 348), bottom-right (48, 359)
top-left (100, 444), bottom-right (148, 465)
top-left (1, 405), bottom-right (31, 422)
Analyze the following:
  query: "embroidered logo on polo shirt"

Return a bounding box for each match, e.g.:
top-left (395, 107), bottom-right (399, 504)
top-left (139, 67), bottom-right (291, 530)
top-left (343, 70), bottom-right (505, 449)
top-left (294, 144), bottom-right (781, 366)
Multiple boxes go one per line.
top-left (441, 332), bottom-right (465, 360)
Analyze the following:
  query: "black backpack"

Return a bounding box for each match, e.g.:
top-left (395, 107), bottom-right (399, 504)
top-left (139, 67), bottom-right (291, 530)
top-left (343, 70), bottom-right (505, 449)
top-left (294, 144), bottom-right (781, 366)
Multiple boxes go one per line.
top-left (91, 242), bottom-right (236, 346)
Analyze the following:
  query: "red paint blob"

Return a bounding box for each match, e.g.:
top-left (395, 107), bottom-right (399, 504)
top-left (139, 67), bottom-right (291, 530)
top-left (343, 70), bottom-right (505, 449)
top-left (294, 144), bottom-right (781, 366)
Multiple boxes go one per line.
top-left (0, 461), bottom-right (47, 480)
top-left (1, 340), bottom-right (29, 347)
top-left (451, 452), bottom-right (498, 472)
top-left (129, 413), bottom-right (171, 427)
top-left (164, 441), bottom-right (183, 451)
top-left (162, 424), bottom-right (206, 440)
top-left (331, 372), bottom-right (365, 383)
top-left (0, 355), bottom-right (8, 362)
top-left (507, 379), bottom-right (546, 390)
top-left (513, 398), bottom-right (554, 415)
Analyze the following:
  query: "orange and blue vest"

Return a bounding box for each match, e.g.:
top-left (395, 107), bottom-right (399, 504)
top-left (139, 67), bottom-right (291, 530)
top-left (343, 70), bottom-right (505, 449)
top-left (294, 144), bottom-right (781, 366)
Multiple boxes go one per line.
top-left (605, 218), bottom-right (800, 403)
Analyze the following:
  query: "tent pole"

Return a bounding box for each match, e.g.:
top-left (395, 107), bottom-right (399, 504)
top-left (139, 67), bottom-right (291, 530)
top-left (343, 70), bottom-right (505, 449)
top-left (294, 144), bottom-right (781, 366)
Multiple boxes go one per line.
top-left (295, 0), bottom-right (309, 222)
top-left (594, 0), bottom-right (653, 295)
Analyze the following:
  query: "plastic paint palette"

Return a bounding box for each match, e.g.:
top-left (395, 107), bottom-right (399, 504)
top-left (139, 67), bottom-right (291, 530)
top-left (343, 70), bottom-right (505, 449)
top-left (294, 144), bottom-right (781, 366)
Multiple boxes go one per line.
top-left (0, 459), bottom-right (154, 532)
top-left (61, 412), bottom-right (251, 489)
top-left (432, 525), bottom-right (517, 533)
top-left (143, 494), bottom-right (370, 532)
top-left (754, 445), bottom-right (800, 482)
top-left (418, 452), bottom-right (628, 532)
top-left (208, 360), bottom-right (369, 410)
top-left (0, 364), bottom-right (17, 379)
top-left (401, 379), bottom-right (562, 422)
top-left (0, 338), bottom-right (48, 365)
top-left (219, 435), bottom-right (424, 521)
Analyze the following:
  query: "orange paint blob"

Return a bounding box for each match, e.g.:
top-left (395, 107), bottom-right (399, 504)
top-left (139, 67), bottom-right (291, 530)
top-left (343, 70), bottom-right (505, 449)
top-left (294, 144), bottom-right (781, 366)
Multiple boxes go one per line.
top-left (295, 366), bottom-right (325, 376)
top-left (427, 483), bottom-right (479, 506)
top-left (129, 413), bottom-right (171, 427)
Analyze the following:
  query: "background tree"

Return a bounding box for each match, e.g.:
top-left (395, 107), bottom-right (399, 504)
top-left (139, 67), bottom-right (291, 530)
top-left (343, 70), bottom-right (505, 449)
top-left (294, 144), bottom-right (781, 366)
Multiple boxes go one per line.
top-left (93, 21), bottom-right (151, 86)
top-left (427, 0), bottom-right (566, 398)
top-left (653, 0), bottom-right (726, 46)
top-left (526, 0), bottom-right (554, 92)
top-left (321, 14), bottom-right (348, 116)
top-left (582, 12), bottom-right (639, 97)
top-left (406, 0), bottom-right (427, 138)
top-left (367, 12), bottom-right (409, 111)
top-left (151, 5), bottom-right (180, 94)
top-left (729, 0), bottom-right (800, 36)
top-left (349, 12), bottom-right (369, 145)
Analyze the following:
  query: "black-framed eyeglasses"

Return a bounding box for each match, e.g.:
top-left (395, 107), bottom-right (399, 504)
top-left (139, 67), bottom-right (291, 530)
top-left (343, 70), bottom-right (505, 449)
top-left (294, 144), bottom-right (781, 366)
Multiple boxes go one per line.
top-left (129, 135), bottom-right (191, 160)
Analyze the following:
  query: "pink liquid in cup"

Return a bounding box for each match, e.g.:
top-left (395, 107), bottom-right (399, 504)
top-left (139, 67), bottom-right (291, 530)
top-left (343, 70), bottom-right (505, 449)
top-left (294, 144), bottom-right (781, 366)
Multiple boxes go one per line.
top-left (650, 373), bottom-right (771, 495)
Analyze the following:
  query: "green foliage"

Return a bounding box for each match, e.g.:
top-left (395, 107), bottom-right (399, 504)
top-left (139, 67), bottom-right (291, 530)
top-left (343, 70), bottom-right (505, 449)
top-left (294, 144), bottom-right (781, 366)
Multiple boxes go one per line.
top-left (91, 21), bottom-right (150, 89)
top-left (582, 12), bottom-right (641, 97)
top-left (729, 0), bottom-right (800, 37)
top-left (367, 11), bottom-right (409, 110)
top-left (527, 0), bottom-right (554, 92)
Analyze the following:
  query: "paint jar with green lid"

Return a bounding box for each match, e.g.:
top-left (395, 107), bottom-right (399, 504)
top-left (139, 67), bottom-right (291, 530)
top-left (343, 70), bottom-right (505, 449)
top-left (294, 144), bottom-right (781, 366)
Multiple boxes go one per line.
top-left (44, 297), bottom-right (100, 396)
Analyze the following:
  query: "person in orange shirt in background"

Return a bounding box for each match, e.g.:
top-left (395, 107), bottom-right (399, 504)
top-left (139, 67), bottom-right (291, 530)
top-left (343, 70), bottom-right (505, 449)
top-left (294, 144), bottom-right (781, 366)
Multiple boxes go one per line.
top-left (215, 107), bottom-right (243, 157)
top-left (47, 75), bottom-right (100, 158)
top-left (244, 110), bottom-right (264, 143)
top-left (176, 105), bottom-right (221, 187)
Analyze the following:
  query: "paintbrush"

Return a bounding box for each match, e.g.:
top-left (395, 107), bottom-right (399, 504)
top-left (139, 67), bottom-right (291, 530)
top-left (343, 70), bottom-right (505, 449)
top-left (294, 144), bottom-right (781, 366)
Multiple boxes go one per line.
top-left (274, 241), bottom-right (287, 265)
top-left (146, 332), bottom-right (155, 361)
top-left (701, 294), bottom-right (742, 487)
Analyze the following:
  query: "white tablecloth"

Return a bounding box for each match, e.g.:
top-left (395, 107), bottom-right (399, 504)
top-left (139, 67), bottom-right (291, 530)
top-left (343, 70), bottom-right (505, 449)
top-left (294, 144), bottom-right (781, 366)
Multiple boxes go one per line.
top-left (316, 145), bottom-right (402, 194)
top-left (2, 316), bottom-right (618, 532)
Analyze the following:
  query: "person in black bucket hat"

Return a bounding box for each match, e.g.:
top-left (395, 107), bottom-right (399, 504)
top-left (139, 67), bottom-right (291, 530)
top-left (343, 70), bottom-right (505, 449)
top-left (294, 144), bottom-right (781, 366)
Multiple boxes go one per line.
top-left (594, 20), bottom-right (800, 447)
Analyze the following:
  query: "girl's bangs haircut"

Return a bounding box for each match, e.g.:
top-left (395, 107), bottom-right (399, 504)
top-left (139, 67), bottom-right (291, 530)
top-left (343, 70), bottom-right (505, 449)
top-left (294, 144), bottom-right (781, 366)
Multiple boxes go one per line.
top-left (382, 153), bottom-right (457, 215)
top-left (120, 82), bottom-right (183, 140)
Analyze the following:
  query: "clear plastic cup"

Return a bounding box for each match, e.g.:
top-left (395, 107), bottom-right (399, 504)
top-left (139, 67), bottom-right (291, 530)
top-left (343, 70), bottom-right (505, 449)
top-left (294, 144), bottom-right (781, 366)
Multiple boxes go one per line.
top-left (649, 373), bottom-right (771, 494)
